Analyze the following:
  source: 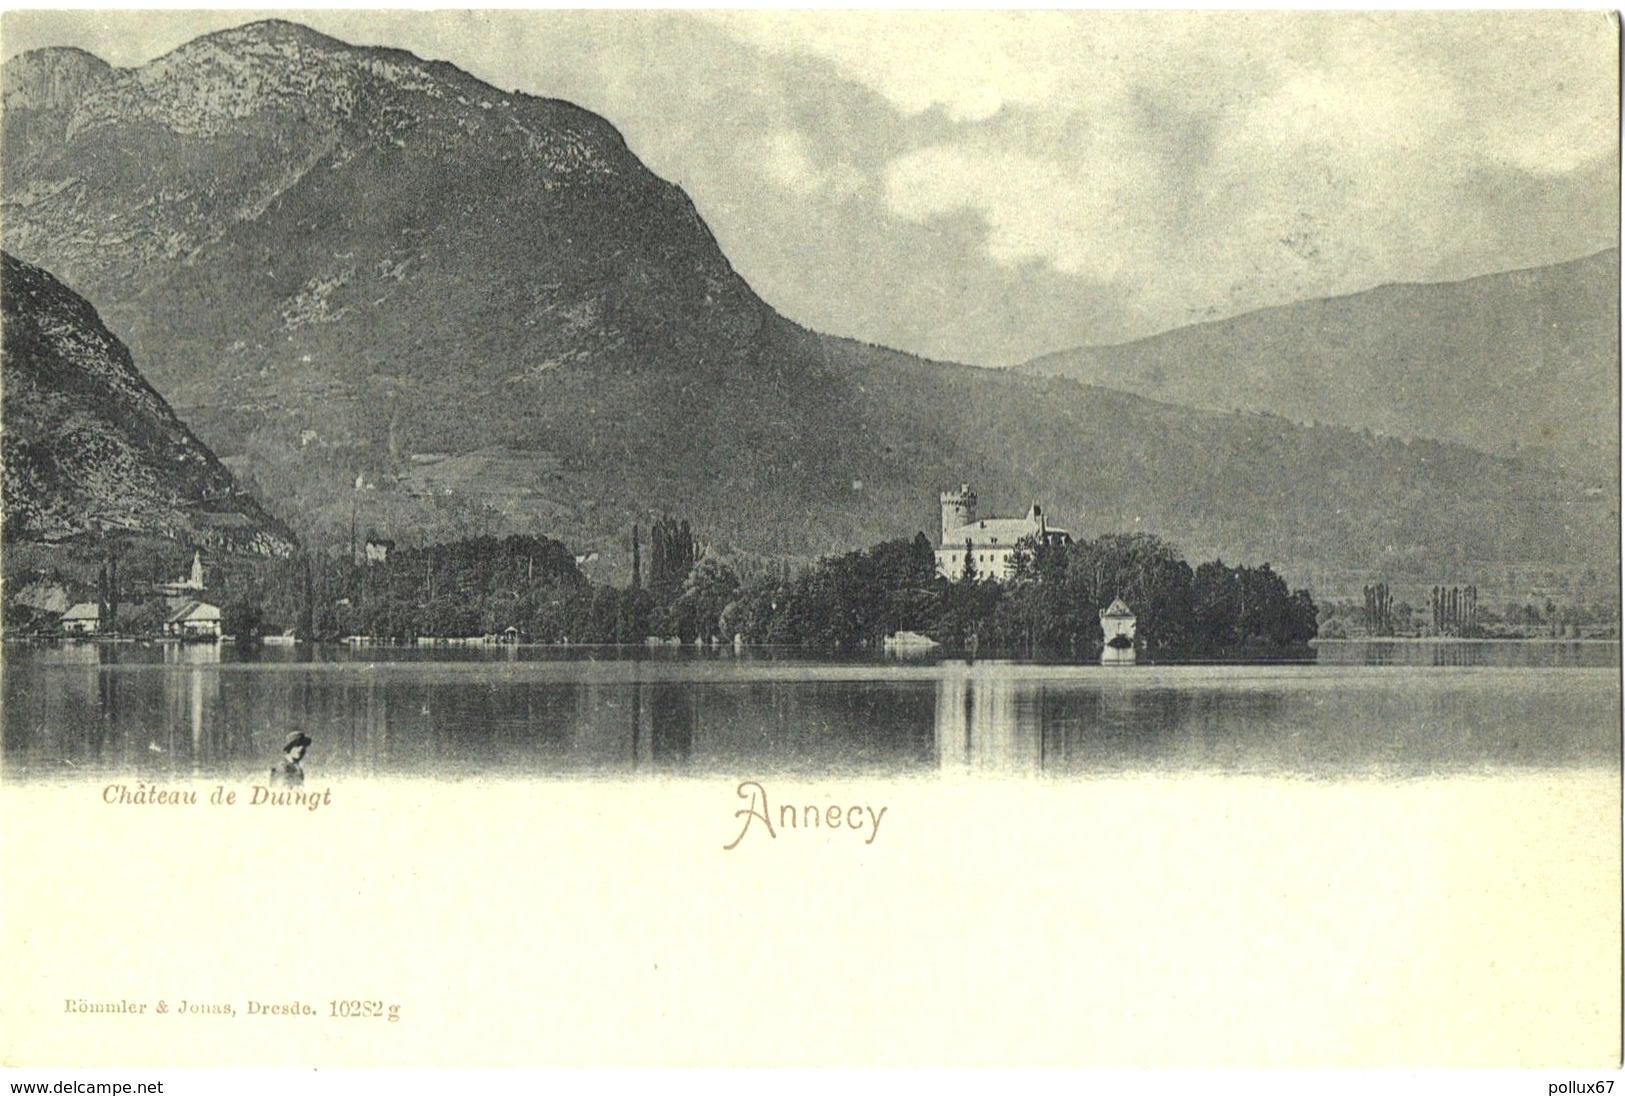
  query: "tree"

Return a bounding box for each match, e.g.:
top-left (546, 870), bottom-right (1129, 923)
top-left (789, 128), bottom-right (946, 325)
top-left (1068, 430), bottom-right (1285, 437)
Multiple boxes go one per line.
top-left (117, 600), bottom-right (169, 638)
top-left (649, 517), bottom-right (697, 599)
top-left (670, 557), bottom-right (741, 642)
top-left (910, 531), bottom-right (937, 578)
top-left (1192, 560), bottom-right (1243, 651)
top-left (222, 596), bottom-right (265, 641)
top-left (876, 534), bottom-right (941, 637)
top-left (1190, 559), bottom-right (1316, 651)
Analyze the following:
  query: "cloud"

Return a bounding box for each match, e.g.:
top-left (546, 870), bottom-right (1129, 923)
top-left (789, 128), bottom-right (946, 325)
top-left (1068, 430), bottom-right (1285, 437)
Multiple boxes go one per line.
top-left (884, 144), bottom-right (1139, 282)
top-left (823, 10), bottom-right (1616, 346)
top-left (753, 130), bottom-right (865, 200)
top-left (711, 11), bottom-right (1617, 173)
top-left (708, 11), bottom-right (1083, 122)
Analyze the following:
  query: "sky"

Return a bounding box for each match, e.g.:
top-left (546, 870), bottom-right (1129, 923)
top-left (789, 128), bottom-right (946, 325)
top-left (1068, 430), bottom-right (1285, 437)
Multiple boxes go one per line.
top-left (2, 9), bottom-right (1618, 366)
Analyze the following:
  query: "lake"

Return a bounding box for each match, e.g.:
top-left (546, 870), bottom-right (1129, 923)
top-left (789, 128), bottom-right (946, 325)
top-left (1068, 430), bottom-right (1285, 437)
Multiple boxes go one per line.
top-left (3, 639), bottom-right (1617, 782)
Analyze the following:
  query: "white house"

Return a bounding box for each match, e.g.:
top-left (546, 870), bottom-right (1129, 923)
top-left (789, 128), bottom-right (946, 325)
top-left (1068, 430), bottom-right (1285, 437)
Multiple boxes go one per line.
top-left (60, 602), bottom-right (101, 635)
top-left (934, 484), bottom-right (1072, 581)
top-left (165, 600), bottom-right (222, 640)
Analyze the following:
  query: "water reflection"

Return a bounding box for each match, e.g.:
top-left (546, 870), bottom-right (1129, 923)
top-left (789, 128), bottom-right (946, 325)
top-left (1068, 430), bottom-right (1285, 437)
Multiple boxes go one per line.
top-left (936, 676), bottom-right (1039, 775)
top-left (3, 641), bottom-right (1617, 781)
top-left (650, 683), bottom-right (693, 768)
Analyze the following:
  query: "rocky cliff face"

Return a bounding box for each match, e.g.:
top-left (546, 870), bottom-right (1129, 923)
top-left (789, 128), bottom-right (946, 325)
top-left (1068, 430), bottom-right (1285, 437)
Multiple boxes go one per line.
top-left (2, 45), bottom-right (112, 111)
top-left (1, 21), bottom-right (1612, 578)
top-left (1, 251), bottom-right (295, 554)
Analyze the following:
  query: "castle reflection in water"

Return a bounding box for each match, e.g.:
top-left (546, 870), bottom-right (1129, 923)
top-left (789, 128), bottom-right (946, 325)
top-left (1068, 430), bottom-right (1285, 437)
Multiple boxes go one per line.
top-left (3, 643), bottom-right (1617, 781)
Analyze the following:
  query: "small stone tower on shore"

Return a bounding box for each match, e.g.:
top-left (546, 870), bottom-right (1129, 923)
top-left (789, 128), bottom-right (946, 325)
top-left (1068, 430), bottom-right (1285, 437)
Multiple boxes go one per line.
top-left (1100, 598), bottom-right (1138, 665)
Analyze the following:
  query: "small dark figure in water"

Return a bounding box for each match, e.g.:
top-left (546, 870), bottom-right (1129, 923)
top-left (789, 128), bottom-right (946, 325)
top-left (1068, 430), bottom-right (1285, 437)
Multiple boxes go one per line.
top-left (271, 731), bottom-right (311, 787)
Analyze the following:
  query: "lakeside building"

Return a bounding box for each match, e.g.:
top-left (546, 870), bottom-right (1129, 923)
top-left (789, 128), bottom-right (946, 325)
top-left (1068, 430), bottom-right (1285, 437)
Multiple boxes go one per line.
top-left (165, 600), bottom-right (222, 640)
top-left (1100, 598), bottom-right (1138, 665)
top-left (60, 602), bottom-right (101, 635)
top-left (934, 483), bottom-right (1072, 581)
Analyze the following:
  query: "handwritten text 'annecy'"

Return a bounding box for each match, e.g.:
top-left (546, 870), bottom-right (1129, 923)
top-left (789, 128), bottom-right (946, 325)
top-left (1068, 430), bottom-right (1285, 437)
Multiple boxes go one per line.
top-left (724, 780), bottom-right (886, 850)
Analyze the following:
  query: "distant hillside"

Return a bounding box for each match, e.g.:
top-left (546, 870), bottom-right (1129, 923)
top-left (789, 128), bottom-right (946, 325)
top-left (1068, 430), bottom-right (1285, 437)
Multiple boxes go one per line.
top-left (1018, 253), bottom-right (1620, 481)
top-left (0, 252), bottom-right (295, 553)
top-left (1, 21), bottom-right (1614, 583)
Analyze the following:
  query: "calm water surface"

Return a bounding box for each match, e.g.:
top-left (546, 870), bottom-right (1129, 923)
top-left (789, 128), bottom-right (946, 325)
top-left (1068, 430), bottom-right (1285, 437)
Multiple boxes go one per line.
top-left (3, 640), bottom-right (1617, 781)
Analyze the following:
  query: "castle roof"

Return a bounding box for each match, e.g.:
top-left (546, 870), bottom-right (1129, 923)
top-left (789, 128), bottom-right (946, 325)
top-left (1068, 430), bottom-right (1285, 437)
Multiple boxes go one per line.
top-left (942, 516), bottom-right (1067, 548)
top-left (1101, 598), bottom-right (1135, 619)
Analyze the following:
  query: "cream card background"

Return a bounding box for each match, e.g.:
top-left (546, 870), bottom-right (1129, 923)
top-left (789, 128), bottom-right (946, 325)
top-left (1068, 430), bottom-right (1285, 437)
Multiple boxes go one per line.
top-left (4, 773), bottom-right (1618, 1066)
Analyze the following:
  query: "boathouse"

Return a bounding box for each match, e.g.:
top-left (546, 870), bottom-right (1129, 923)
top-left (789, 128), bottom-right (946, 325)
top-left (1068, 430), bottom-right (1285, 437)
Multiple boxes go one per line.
top-left (1100, 598), bottom-right (1137, 665)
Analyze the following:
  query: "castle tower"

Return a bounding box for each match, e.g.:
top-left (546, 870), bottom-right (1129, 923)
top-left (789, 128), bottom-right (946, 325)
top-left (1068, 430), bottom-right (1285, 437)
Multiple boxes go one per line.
top-left (940, 484), bottom-right (977, 542)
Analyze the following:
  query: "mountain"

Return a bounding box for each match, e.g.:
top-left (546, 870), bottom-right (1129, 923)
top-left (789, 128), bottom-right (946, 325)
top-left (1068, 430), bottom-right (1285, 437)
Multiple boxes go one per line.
top-left (1, 21), bottom-right (1614, 583)
top-left (0, 251), bottom-right (295, 554)
top-left (1017, 253), bottom-right (1620, 480)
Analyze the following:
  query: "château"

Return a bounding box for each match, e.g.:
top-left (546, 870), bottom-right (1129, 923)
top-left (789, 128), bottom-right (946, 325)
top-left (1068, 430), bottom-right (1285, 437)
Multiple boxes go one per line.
top-left (934, 484), bottom-right (1073, 581)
